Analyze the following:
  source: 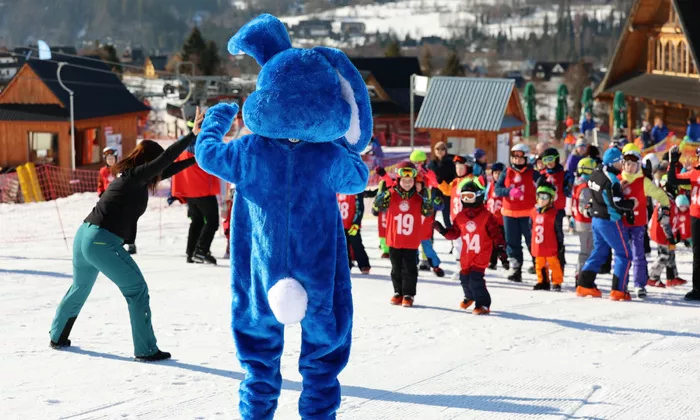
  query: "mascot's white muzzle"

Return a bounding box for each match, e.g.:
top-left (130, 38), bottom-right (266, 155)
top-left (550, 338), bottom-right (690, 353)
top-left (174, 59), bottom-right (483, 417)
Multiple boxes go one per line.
top-left (267, 278), bottom-right (308, 325)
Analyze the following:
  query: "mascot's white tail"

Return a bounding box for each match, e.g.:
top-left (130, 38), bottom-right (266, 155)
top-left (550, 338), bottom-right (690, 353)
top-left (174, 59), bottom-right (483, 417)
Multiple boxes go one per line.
top-left (268, 278), bottom-right (308, 325)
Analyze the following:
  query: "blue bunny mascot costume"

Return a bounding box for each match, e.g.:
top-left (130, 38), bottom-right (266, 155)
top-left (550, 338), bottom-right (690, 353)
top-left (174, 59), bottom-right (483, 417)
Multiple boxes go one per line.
top-left (194, 14), bottom-right (372, 420)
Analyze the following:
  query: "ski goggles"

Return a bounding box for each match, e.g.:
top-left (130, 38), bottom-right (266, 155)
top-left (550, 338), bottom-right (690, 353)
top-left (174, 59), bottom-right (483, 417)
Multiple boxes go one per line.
top-left (537, 193), bottom-right (553, 201)
top-left (542, 155), bottom-right (557, 165)
top-left (396, 167), bottom-right (418, 178)
top-left (460, 191), bottom-right (479, 202)
top-left (511, 152), bottom-right (526, 159)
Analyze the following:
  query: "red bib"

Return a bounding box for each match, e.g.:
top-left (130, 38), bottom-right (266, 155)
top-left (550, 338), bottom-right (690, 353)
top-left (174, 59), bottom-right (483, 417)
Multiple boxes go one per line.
top-left (689, 171), bottom-right (700, 218)
top-left (378, 210), bottom-right (388, 238)
top-left (676, 207), bottom-right (691, 240)
top-left (386, 189), bottom-right (424, 249)
top-left (540, 169), bottom-right (566, 210)
top-left (571, 183), bottom-right (592, 223)
top-left (649, 203), bottom-right (676, 245)
top-left (502, 167), bottom-right (536, 214)
top-left (449, 177), bottom-right (464, 222)
top-left (531, 208), bottom-right (558, 257)
top-left (453, 210), bottom-right (493, 271)
top-left (337, 194), bottom-right (357, 230)
top-left (486, 186), bottom-right (504, 226)
top-left (620, 176), bottom-right (647, 227)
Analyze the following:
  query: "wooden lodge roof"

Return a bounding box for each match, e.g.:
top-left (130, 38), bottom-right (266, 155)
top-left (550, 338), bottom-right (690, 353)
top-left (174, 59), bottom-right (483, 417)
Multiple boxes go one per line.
top-left (0, 53), bottom-right (150, 121)
top-left (597, 0), bottom-right (700, 105)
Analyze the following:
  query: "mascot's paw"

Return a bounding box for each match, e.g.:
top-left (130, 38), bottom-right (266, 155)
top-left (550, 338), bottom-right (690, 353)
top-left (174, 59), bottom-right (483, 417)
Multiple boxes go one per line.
top-left (206, 103), bottom-right (239, 123)
top-left (268, 278), bottom-right (308, 325)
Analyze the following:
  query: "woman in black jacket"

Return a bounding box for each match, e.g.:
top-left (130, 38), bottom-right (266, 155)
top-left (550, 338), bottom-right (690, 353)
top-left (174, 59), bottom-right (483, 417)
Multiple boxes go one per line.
top-left (427, 141), bottom-right (457, 227)
top-left (48, 109), bottom-right (204, 361)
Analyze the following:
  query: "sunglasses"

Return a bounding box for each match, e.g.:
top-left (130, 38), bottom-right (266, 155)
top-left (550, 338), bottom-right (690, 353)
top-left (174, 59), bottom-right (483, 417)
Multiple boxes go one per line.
top-left (537, 193), bottom-right (552, 201)
top-left (542, 155), bottom-right (557, 164)
top-left (396, 167), bottom-right (418, 178)
top-left (460, 191), bottom-right (478, 202)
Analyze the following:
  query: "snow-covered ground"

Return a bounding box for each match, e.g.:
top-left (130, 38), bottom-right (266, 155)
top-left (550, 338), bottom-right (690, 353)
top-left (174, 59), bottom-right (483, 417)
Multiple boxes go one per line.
top-left (3, 193), bottom-right (700, 419)
top-left (279, 0), bottom-right (623, 42)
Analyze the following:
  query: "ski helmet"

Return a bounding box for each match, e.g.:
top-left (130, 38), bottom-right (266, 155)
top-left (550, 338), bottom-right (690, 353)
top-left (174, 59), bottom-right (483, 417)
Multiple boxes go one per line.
top-left (395, 161), bottom-right (418, 178)
top-left (536, 182), bottom-right (556, 207)
top-left (622, 143), bottom-right (642, 161)
top-left (676, 194), bottom-right (690, 209)
top-left (409, 150), bottom-right (428, 164)
top-left (103, 146), bottom-right (118, 157)
top-left (453, 155), bottom-right (467, 164)
top-left (511, 143), bottom-right (530, 169)
top-left (458, 178), bottom-right (486, 208)
top-left (577, 157), bottom-right (596, 176)
top-left (603, 147), bottom-right (623, 166)
top-left (542, 147), bottom-right (560, 166)
top-left (491, 162), bottom-right (506, 173)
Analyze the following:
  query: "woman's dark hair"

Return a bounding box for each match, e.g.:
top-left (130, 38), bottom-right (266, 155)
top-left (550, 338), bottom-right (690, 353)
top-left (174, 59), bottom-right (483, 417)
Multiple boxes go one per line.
top-left (112, 140), bottom-right (164, 192)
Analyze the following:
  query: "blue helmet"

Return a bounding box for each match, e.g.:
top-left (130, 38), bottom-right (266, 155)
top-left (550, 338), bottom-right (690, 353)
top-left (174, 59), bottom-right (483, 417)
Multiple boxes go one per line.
top-left (491, 162), bottom-right (506, 173)
top-left (603, 147), bottom-right (623, 166)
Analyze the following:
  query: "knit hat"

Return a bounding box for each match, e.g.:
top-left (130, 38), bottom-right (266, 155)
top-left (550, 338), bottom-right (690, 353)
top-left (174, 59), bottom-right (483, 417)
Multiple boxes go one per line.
top-left (474, 148), bottom-right (486, 160)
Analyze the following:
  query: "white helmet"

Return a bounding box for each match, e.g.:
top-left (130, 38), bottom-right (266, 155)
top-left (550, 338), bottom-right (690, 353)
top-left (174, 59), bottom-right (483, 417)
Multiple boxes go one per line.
top-left (642, 153), bottom-right (659, 173)
top-left (511, 143), bottom-right (530, 155)
top-left (103, 146), bottom-right (118, 157)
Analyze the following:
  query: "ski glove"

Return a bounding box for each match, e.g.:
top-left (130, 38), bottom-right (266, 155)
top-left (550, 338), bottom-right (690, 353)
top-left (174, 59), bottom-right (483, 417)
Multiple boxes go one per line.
top-left (348, 224), bottom-right (360, 236)
top-left (509, 187), bottom-right (524, 200)
top-left (375, 166), bottom-right (386, 177)
top-left (670, 146), bottom-right (681, 164)
top-left (433, 221), bottom-right (447, 236)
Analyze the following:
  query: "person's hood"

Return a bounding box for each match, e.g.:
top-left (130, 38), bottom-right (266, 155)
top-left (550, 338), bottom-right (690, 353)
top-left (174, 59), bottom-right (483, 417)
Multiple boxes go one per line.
top-left (620, 169), bottom-right (643, 183)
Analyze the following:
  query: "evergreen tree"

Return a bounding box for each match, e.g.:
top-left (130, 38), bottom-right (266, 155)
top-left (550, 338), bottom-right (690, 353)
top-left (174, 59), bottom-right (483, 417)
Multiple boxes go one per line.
top-left (442, 50), bottom-right (464, 76)
top-left (385, 38), bottom-right (402, 57)
top-left (199, 40), bottom-right (222, 75)
top-left (101, 44), bottom-right (123, 76)
top-left (181, 27), bottom-right (207, 65)
top-left (420, 47), bottom-right (433, 76)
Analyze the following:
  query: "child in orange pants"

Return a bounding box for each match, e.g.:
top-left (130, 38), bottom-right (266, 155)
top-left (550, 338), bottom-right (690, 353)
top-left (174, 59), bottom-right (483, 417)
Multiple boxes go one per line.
top-left (531, 182), bottom-right (564, 291)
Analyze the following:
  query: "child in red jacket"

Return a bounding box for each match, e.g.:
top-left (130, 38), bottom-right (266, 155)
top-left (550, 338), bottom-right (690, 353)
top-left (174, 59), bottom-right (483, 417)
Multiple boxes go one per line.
top-left (97, 147), bottom-right (117, 197)
top-left (531, 182), bottom-right (564, 291)
top-left (338, 191), bottom-right (371, 274)
top-left (434, 178), bottom-right (507, 315)
top-left (373, 161), bottom-right (434, 307)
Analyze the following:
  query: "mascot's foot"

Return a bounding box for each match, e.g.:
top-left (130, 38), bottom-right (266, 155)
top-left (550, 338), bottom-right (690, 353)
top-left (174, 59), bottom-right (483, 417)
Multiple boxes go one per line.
top-left (402, 296), bottom-right (414, 307)
top-left (390, 294), bottom-right (403, 305)
top-left (268, 278), bottom-right (308, 325)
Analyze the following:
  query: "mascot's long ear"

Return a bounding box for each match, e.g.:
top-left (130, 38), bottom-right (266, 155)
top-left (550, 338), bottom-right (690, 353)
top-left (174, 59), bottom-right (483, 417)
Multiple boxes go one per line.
top-left (228, 14), bottom-right (292, 66)
top-left (313, 46), bottom-right (373, 154)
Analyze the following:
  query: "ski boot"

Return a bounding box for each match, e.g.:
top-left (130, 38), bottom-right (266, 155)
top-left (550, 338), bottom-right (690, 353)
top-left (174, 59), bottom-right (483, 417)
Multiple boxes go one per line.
top-left (193, 249), bottom-right (217, 265)
top-left (186, 254), bottom-right (195, 264)
top-left (380, 253), bottom-right (390, 259)
top-left (432, 267), bottom-right (445, 278)
top-left (135, 350), bottom-right (171, 362)
top-left (684, 289), bottom-right (700, 301)
top-left (419, 260), bottom-right (431, 271)
top-left (126, 244), bottom-right (137, 255)
top-left (487, 262), bottom-right (497, 270)
top-left (390, 294), bottom-right (403, 305)
top-left (507, 266), bottom-right (522, 283)
top-left (533, 281), bottom-right (551, 291)
top-left (360, 267), bottom-right (371, 275)
top-left (552, 284), bottom-right (562, 292)
top-left (49, 338), bottom-right (71, 349)
top-left (647, 278), bottom-right (665, 288)
top-left (667, 278), bottom-right (688, 287)
top-left (472, 307), bottom-right (490, 315)
top-left (460, 298), bottom-right (474, 310)
top-left (635, 287), bottom-right (647, 299)
top-left (610, 290), bottom-right (632, 301)
top-left (402, 295), bottom-right (414, 307)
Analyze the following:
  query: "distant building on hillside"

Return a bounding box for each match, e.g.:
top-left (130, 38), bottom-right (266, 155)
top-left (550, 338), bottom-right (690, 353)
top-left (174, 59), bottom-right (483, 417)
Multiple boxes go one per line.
top-left (341, 22), bottom-right (365, 36)
top-left (0, 50), bottom-right (22, 86)
top-left (144, 55), bottom-right (168, 79)
top-left (294, 20), bottom-right (333, 38)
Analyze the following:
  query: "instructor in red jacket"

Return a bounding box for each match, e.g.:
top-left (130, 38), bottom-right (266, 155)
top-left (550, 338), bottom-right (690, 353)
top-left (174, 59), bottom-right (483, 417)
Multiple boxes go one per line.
top-left (171, 122), bottom-right (221, 264)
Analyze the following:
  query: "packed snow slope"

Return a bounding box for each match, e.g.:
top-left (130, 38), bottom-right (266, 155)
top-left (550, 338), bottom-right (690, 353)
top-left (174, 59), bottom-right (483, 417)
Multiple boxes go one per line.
top-left (2, 193), bottom-right (700, 419)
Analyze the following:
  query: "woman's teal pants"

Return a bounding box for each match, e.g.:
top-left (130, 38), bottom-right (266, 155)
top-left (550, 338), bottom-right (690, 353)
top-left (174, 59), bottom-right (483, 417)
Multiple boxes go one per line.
top-left (49, 223), bottom-right (159, 357)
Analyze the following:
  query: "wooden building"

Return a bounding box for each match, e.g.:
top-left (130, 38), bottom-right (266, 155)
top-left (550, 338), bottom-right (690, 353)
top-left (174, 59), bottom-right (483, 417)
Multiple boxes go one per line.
top-left (144, 55), bottom-right (168, 79)
top-left (350, 57), bottom-right (428, 145)
top-left (415, 77), bottom-right (525, 163)
top-left (596, 0), bottom-right (700, 136)
top-left (0, 54), bottom-right (150, 169)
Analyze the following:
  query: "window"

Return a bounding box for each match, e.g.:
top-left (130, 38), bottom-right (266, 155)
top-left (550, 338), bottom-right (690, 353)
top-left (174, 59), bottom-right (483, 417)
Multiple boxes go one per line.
top-left (28, 132), bottom-right (58, 165)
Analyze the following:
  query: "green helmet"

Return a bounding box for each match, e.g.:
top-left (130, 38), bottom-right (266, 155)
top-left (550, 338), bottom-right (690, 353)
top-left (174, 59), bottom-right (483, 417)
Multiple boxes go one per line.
top-left (409, 150), bottom-right (428, 163)
top-left (577, 157), bottom-right (596, 176)
top-left (536, 183), bottom-right (556, 197)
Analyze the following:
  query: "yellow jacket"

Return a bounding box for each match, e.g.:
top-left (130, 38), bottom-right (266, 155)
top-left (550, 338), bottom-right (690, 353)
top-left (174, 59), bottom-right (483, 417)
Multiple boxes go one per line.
top-left (620, 171), bottom-right (670, 207)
